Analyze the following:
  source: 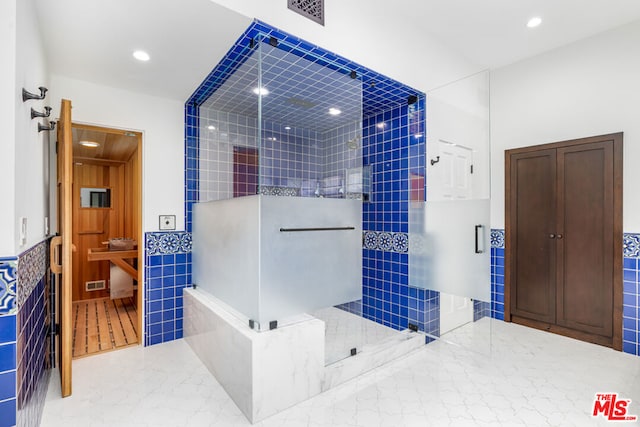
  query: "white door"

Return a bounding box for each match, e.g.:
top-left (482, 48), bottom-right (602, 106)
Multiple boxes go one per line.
top-left (430, 140), bottom-right (475, 334)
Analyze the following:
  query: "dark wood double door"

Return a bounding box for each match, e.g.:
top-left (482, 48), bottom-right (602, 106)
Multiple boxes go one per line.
top-left (505, 133), bottom-right (622, 350)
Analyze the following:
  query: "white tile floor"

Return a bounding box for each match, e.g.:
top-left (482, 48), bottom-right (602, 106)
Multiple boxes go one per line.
top-left (41, 320), bottom-right (640, 427)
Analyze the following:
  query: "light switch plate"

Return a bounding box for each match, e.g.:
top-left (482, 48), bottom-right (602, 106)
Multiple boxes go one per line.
top-left (19, 217), bottom-right (27, 246)
top-left (159, 215), bottom-right (176, 231)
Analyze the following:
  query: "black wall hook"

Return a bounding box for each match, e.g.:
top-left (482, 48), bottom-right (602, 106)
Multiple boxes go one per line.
top-left (430, 156), bottom-right (440, 166)
top-left (38, 122), bottom-right (56, 132)
top-left (31, 106), bottom-right (52, 120)
top-left (22, 87), bottom-right (48, 102)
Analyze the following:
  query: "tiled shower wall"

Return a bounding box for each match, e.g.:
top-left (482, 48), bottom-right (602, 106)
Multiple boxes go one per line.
top-left (360, 100), bottom-right (442, 337)
top-left (0, 240), bottom-right (50, 427)
top-left (197, 108), bottom-right (361, 202)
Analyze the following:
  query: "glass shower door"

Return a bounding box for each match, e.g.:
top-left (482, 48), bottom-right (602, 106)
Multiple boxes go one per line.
top-left (409, 70), bottom-right (492, 354)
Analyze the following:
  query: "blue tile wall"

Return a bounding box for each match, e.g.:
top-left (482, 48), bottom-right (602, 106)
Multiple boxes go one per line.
top-left (359, 100), bottom-right (439, 339)
top-left (145, 232), bottom-right (192, 346)
top-left (0, 240), bottom-right (50, 427)
top-left (16, 241), bottom-right (50, 427)
top-left (185, 104), bottom-right (200, 233)
top-left (490, 229), bottom-right (505, 321)
top-left (16, 278), bottom-right (49, 427)
top-left (0, 258), bottom-right (17, 427)
top-left (206, 117), bottom-right (359, 199)
top-left (623, 233), bottom-right (640, 356)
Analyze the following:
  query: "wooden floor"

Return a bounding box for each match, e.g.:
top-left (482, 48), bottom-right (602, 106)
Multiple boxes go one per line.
top-left (72, 297), bottom-right (138, 358)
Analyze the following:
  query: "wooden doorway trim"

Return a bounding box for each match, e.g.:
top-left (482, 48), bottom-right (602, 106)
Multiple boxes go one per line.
top-left (71, 122), bottom-right (144, 344)
top-left (57, 99), bottom-right (73, 397)
top-left (504, 132), bottom-right (623, 351)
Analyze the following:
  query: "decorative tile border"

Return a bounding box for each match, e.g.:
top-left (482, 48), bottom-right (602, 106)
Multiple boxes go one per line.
top-left (491, 229), bottom-right (505, 249)
top-left (145, 232), bottom-right (192, 255)
top-left (492, 230), bottom-right (640, 256)
top-left (258, 186), bottom-right (299, 197)
top-left (624, 233), bottom-right (640, 259)
top-left (16, 241), bottom-right (47, 309)
top-left (0, 259), bottom-right (18, 315)
top-left (363, 231), bottom-right (409, 253)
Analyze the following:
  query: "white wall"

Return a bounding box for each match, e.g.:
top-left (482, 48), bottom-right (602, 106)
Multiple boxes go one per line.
top-left (210, 0), bottom-right (480, 94)
top-left (0, 0), bottom-right (49, 255)
top-left (0, 0), bottom-right (17, 257)
top-left (490, 20), bottom-right (640, 232)
top-left (49, 75), bottom-right (185, 234)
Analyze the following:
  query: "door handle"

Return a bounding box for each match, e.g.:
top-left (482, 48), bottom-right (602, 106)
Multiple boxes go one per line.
top-left (549, 234), bottom-right (556, 239)
top-left (557, 234), bottom-right (563, 239)
top-left (50, 236), bottom-right (62, 274)
top-left (475, 224), bottom-right (484, 254)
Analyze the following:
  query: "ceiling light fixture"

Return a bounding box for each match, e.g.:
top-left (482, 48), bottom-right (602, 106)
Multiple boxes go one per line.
top-left (208, 125), bottom-right (216, 130)
top-left (252, 87), bottom-right (269, 96)
top-left (80, 140), bottom-right (100, 148)
top-left (284, 126), bottom-right (291, 130)
top-left (377, 122), bottom-right (386, 129)
top-left (527, 16), bottom-right (542, 28)
top-left (133, 50), bottom-right (150, 61)
top-left (329, 108), bottom-right (342, 116)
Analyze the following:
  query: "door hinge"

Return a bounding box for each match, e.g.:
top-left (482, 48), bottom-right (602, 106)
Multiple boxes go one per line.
top-left (470, 164), bottom-right (474, 174)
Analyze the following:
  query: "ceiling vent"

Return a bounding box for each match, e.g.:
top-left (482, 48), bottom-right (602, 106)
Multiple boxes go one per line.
top-left (288, 0), bottom-right (324, 26)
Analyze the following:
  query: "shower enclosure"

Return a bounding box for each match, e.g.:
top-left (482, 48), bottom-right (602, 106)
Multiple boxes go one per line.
top-left (185, 25), bottom-right (426, 423)
top-left (409, 70), bottom-right (493, 353)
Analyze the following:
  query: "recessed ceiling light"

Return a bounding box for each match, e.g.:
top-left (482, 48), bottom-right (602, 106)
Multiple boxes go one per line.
top-left (284, 126), bottom-right (291, 130)
top-left (329, 108), bottom-right (342, 116)
top-left (133, 50), bottom-right (150, 61)
top-left (80, 140), bottom-right (100, 148)
top-left (207, 125), bottom-right (216, 130)
top-left (527, 17), bottom-right (542, 28)
top-left (377, 122), bottom-right (386, 129)
top-left (252, 87), bottom-right (269, 96)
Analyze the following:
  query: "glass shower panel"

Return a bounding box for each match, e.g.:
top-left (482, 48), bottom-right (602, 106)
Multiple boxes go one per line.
top-left (257, 39), bottom-right (363, 200)
top-left (410, 199), bottom-right (490, 301)
top-left (199, 44), bottom-right (261, 202)
top-left (409, 70), bottom-right (492, 353)
top-left (257, 38), bottom-right (366, 364)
